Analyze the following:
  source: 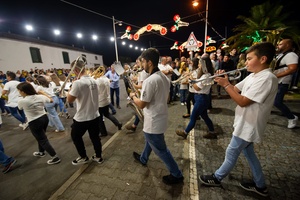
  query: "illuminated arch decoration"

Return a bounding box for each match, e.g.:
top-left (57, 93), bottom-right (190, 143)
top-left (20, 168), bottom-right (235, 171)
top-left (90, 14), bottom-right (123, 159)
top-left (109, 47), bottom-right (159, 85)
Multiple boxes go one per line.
top-left (121, 26), bottom-right (133, 40)
top-left (170, 41), bottom-right (179, 50)
top-left (221, 42), bottom-right (229, 49)
top-left (133, 24), bottom-right (167, 41)
top-left (170, 15), bottom-right (189, 32)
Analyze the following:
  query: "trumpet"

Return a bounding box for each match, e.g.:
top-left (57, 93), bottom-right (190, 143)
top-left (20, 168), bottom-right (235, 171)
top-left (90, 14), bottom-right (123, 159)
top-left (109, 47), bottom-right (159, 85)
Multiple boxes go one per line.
top-left (189, 67), bottom-right (247, 85)
top-left (171, 72), bottom-right (192, 85)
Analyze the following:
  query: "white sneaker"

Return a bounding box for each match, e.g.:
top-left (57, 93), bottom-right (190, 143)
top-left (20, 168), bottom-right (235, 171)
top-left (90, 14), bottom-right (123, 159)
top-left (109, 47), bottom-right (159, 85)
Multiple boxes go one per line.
top-left (19, 123), bottom-right (29, 130)
top-left (181, 103), bottom-right (184, 106)
top-left (288, 115), bottom-right (298, 129)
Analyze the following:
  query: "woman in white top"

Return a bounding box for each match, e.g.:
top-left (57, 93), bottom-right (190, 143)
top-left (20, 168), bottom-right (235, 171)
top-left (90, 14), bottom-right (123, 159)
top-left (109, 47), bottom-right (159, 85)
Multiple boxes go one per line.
top-left (17, 82), bottom-right (60, 165)
top-left (176, 56), bottom-right (216, 139)
top-left (36, 76), bottom-right (65, 132)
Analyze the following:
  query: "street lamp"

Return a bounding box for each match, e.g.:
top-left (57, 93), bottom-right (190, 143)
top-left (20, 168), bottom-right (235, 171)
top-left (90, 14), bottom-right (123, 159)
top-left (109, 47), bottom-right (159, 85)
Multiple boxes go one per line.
top-left (193, 0), bottom-right (208, 53)
top-left (112, 16), bottom-right (123, 63)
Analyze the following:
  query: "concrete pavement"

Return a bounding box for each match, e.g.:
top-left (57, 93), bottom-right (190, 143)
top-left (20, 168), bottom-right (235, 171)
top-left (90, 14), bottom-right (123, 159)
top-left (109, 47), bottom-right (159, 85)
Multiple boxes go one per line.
top-left (1, 83), bottom-right (300, 200)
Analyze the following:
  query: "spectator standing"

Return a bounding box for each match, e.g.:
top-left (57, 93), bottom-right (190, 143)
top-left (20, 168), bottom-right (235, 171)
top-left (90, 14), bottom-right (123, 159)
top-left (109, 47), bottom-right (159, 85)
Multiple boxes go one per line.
top-left (105, 65), bottom-right (121, 109)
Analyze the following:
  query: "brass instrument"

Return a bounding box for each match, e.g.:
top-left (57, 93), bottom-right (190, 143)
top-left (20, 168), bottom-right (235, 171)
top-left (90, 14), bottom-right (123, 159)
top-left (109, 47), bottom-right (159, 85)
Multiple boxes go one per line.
top-left (60, 55), bottom-right (87, 97)
top-left (1, 83), bottom-right (8, 100)
top-left (189, 67), bottom-right (247, 85)
top-left (171, 72), bottom-right (191, 86)
top-left (91, 66), bottom-right (105, 79)
top-left (125, 75), bottom-right (144, 122)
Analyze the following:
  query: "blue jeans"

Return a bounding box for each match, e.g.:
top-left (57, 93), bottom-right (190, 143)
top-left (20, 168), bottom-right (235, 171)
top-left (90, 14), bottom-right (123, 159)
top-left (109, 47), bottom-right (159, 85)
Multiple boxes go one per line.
top-left (44, 96), bottom-right (65, 131)
top-left (140, 132), bottom-right (183, 178)
top-left (185, 94), bottom-right (214, 134)
top-left (0, 98), bottom-right (10, 114)
top-left (0, 139), bottom-right (14, 167)
top-left (110, 87), bottom-right (120, 107)
top-left (179, 89), bottom-right (188, 103)
top-left (8, 106), bottom-right (26, 123)
top-left (134, 114), bottom-right (140, 126)
top-left (274, 84), bottom-right (295, 119)
top-left (109, 103), bottom-right (116, 113)
top-left (214, 136), bottom-right (266, 188)
top-left (58, 97), bottom-right (67, 113)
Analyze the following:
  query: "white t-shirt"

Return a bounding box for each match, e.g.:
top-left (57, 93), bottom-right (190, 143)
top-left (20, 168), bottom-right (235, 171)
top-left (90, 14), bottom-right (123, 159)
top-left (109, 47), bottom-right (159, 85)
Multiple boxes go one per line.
top-left (69, 75), bottom-right (100, 122)
top-left (140, 71), bottom-right (169, 134)
top-left (233, 68), bottom-right (278, 143)
top-left (138, 70), bottom-right (149, 84)
top-left (188, 69), bottom-right (198, 93)
top-left (194, 73), bottom-right (211, 94)
top-left (3, 80), bottom-right (22, 107)
top-left (95, 76), bottom-right (111, 107)
top-left (36, 85), bottom-right (56, 97)
top-left (274, 52), bottom-right (299, 84)
top-left (18, 95), bottom-right (50, 122)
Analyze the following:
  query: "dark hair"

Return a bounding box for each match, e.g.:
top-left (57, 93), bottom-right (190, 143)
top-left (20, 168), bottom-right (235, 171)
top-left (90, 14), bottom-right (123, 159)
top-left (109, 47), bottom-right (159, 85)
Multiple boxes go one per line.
top-left (36, 76), bottom-right (50, 88)
top-left (192, 57), bottom-right (199, 70)
top-left (17, 82), bottom-right (37, 95)
top-left (140, 48), bottom-right (160, 67)
top-left (6, 71), bottom-right (16, 80)
top-left (202, 56), bottom-right (214, 75)
top-left (246, 42), bottom-right (275, 64)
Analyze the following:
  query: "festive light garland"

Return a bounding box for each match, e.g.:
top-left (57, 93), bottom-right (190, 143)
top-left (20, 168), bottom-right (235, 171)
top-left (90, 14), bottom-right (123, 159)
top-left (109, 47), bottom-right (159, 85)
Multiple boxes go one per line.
top-left (131, 24), bottom-right (167, 41)
top-left (120, 26), bottom-right (133, 40)
top-left (170, 14), bottom-right (189, 32)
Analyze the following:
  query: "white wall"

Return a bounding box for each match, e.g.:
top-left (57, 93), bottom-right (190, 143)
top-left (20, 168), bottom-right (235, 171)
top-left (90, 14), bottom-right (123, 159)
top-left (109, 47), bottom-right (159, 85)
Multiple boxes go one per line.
top-left (0, 38), bottom-right (103, 72)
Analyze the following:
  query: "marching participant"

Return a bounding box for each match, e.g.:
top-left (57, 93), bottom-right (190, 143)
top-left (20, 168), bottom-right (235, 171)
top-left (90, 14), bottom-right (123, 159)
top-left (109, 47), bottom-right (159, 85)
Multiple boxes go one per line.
top-left (67, 58), bottom-right (104, 165)
top-left (130, 48), bottom-right (184, 185)
top-left (95, 66), bottom-right (122, 136)
top-left (176, 56), bottom-right (216, 139)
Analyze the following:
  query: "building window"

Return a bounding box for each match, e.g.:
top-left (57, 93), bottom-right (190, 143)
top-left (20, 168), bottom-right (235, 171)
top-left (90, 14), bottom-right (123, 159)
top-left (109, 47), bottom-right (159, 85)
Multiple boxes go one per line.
top-left (29, 47), bottom-right (42, 63)
top-left (95, 56), bottom-right (98, 60)
top-left (62, 51), bottom-right (70, 64)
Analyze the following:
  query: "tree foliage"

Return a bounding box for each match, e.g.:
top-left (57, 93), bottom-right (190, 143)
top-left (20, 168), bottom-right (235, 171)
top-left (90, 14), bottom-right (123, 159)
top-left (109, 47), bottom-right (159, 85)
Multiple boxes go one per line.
top-left (224, 0), bottom-right (300, 52)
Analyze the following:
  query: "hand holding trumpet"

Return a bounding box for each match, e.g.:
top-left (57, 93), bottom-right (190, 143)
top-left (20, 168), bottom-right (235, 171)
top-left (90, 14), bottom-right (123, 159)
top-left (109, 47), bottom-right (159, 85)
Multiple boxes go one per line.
top-left (214, 70), bottom-right (231, 87)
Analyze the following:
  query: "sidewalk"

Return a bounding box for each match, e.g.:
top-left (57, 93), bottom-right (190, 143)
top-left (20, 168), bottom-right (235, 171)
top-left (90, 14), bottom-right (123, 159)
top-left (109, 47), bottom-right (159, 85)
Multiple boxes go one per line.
top-left (49, 95), bottom-right (300, 200)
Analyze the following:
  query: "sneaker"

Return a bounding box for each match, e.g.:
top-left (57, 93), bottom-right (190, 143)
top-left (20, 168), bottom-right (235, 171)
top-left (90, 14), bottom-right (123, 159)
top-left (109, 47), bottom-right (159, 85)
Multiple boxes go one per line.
top-left (33, 152), bottom-right (46, 157)
top-left (2, 159), bottom-right (17, 174)
top-left (91, 155), bottom-right (104, 164)
top-left (181, 103), bottom-right (184, 106)
top-left (55, 129), bottom-right (65, 132)
top-left (47, 156), bottom-right (61, 165)
top-left (288, 115), bottom-right (298, 129)
top-left (182, 114), bottom-right (190, 118)
top-left (133, 152), bottom-right (146, 166)
top-left (117, 123), bottom-right (122, 130)
top-left (203, 131), bottom-right (218, 139)
top-left (239, 182), bottom-right (269, 197)
top-left (72, 157), bottom-right (89, 165)
top-left (19, 122), bottom-right (28, 130)
top-left (65, 113), bottom-right (71, 119)
top-left (176, 129), bottom-right (187, 139)
top-left (58, 112), bottom-right (63, 117)
top-left (126, 124), bottom-right (136, 132)
top-left (162, 174), bottom-right (184, 185)
top-left (199, 174), bottom-right (221, 186)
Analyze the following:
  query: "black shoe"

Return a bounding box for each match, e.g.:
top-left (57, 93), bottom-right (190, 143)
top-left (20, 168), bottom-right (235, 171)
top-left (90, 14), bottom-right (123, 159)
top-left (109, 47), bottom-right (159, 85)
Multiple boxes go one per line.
top-left (162, 174), bottom-right (184, 185)
top-left (117, 123), bottom-right (122, 130)
top-left (239, 182), bottom-right (269, 197)
top-left (112, 111), bottom-right (116, 115)
top-left (203, 131), bottom-right (218, 139)
top-left (100, 133), bottom-right (108, 137)
top-left (199, 174), bottom-right (221, 186)
top-left (132, 152), bottom-right (146, 166)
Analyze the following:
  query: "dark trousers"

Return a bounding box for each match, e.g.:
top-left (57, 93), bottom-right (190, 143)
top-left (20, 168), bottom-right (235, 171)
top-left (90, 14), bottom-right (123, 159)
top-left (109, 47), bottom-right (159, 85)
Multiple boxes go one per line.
top-left (185, 92), bottom-right (195, 115)
top-left (0, 98), bottom-right (10, 114)
top-left (274, 84), bottom-right (295, 119)
top-left (99, 105), bottom-right (120, 127)
top-left (110, 87), bottom-right (120, 107)
top-left (29, 114), bottom-right (56, 157)
top-left (98, 107), bottom-right (108, 135)
top-left (71, 117), bottom-right (102, 158)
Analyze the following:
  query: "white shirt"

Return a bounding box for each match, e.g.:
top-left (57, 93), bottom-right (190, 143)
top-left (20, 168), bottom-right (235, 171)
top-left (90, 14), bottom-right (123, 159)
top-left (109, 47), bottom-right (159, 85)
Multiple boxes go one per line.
top-left (234, 68), bottom-right (278, 143)
top-left (69, 75), bottom-right (100, 122)
top-left (18, 95), bottom-right (49, 122)
top-left (96, 76), bottom-right (111, 107)
top-left (36, 85), bottom-right (56, 97)
top-left (188, 69), bottom-right (198, 93)
top-left (274, 52), bottom-right (299, 84)
top-left (194, 73), bottom-right (212, 94)
top-left (3, 80), bottom-right (22, 107)
top-left (140, 71), bottom-right (169, 134)
top-left (158, 63), bottom-right (173, 81)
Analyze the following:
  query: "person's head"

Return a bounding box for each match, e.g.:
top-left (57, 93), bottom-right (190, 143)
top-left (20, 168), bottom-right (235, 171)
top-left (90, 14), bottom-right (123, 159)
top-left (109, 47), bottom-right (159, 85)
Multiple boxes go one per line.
top-left (191, 57), bottom-right (199, 70)
top-left (209, 53), bottom-right (216, 61)
top-left (36, 75), bottom-right (50, 88)
top-left (245, 42), bottom-right (275, 73)
top-left (201, 55), bottom-right (214, 75)
top-left (140, 48), bottom-right (160, 73)
top-left (223, 54), bottom-right (230, 62)
top-left (160, 56), bottom-right (167, 65)
top-left (50, 73), bottom-right (61, 86)
top-left (17, 82), bottom-right (37, 97)
top-left (70, 57), bottom-right (86, 77)
top-left (6, 71), bottom-right (16, 81)
top-left (276, 39), bottom-right (295, 54)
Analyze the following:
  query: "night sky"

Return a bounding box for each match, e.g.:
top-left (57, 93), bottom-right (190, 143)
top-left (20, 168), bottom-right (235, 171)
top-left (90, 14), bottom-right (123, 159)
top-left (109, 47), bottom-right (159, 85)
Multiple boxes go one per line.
top-left (0, 0), bottom-right (298, 65)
